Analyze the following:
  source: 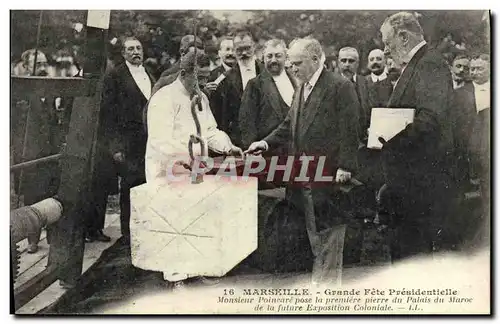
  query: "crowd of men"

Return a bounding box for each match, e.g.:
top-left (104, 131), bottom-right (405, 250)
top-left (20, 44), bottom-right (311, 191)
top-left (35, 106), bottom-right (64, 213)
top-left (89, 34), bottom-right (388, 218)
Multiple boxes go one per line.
top-left (11, 11), bottom-right (490, 288)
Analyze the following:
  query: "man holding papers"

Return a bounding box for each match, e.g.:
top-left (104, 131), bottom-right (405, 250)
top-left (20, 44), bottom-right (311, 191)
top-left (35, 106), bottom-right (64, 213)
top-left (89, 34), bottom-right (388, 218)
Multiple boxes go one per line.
top-left (377, 12), bottom-right (454, 261)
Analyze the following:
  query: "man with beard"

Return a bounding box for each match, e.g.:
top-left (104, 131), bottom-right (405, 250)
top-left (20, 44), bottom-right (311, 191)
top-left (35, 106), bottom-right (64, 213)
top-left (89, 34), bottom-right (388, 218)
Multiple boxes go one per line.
top-left (245, 38), bottom-right (360, 285)
top-left (239, 39), bottom-right (298, 151)
top-left (378, 12), bottom-right (455, 261)
top-left (338, 47), bottom-right (370, 144)
top-left (11, 49), bottom-right (58, 253)
top-left (91, 36), bottom-right (155, 244)
top-left (365, 49), bottom-right (393, 107)
top-left (211, 30), bottom-right (264, 146)
top-left (450, 54), bottom-right (471, 90)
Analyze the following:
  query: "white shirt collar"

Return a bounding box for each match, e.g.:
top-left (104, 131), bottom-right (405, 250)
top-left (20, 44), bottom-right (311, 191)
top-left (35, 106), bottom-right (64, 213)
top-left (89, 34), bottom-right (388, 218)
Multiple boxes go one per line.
top-left (271, 69), bottom-right (287, 80)
top-left (238, 58), bottom-right (256, 73)
top-left (473, 80), bottom-right (490, 90)
top-left (370, 71), bottom-right (387, 82)
top-left (404, 40), bottom-right (427, 65)
top-left (125, 60), bottom-right (145, 71)
top-left (307, 64), bottom-right (324, 89)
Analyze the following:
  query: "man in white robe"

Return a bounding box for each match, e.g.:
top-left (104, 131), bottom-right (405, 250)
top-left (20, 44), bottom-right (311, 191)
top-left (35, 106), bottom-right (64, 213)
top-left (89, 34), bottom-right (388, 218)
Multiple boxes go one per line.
top-left (142, 50), bottom-right (243, 289)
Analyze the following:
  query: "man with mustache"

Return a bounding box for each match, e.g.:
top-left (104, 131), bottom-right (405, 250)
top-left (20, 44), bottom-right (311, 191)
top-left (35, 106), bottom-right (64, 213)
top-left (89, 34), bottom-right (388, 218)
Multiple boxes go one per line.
top-left (378, 12), bottom-right (455, 261)
top-left (338, 47), bottom-right (370, 144)
top-left (366, 49), bottom-right (388, 83)
top-left (211, 30), bottom-right (265, 146)
top-left (446, 53), bottom-right (489, 250)
top-left (365, 49), bottom-right (393, 108)
top-left (90, 36), bottom-right (156, 244)
top-left (245, 37), bottom-right (360, 285)
top-left (450, 54), bottom-right (471, 90)
top-left (385, 56), bottom-right (402, 87)
top-left (207, 36), bottom-right (236, 85)
top-left (238, 39), bottom-right (298, 152)
top-left (11, 49), bottom-right (58, 253)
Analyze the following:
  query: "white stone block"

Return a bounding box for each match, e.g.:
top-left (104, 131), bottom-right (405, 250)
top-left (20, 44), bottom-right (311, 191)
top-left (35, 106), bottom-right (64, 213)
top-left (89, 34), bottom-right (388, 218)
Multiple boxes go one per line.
top-left (130, 175), bottom-right (258, 278)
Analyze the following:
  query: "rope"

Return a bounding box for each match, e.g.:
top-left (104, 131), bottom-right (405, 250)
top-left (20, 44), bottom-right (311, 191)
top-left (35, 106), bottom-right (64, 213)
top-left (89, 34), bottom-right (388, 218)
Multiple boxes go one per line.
top-left (31, 10), bottom-right (44, 76)
top-left (187, 15), bottom-right (208, 184)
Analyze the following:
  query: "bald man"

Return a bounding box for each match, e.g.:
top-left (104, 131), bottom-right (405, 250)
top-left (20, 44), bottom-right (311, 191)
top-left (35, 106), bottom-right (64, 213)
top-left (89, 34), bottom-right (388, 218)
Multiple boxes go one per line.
top-left (246, 38), bottom-right (360, 285)
top-left (365, 48), bottom-right (393, 107)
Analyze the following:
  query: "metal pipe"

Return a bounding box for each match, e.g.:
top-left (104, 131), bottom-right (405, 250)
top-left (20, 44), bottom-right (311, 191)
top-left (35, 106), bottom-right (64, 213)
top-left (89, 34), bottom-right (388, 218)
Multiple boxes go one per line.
top-left (31, 10), bottom-right (44, 77)
top-left (10, 198), bottom-right (63, 244)
top-left (10, 153), bottom-right (62, 172)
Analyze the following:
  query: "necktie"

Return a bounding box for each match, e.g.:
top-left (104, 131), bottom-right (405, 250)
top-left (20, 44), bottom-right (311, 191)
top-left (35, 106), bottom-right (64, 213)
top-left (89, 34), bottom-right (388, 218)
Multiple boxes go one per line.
top-left (303, 82), bottom-right (313, 102)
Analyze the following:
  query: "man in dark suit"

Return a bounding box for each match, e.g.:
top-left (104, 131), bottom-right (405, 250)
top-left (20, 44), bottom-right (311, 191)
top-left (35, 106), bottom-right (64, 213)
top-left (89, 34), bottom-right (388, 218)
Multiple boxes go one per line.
top-left (378, 12), bottom-right (455, 261)
top-left (338, 47), bottom-right (370, 142)
top-left (365, 49), bottom-right (393, 108)
top-left (90, 36), bottom-right (155, 243)
top-left (245, 38), bottom-right (360, 284)
top-left (208, 36), bottom-right (236, 82)
top-left (238, 39), bottom-right (298, 151)
top-left (150, 35), bottom-right (204, 96)
top-left (211, 30), bottom-right (265, 146)
top-left (445, 53), bottom-right (489, 250)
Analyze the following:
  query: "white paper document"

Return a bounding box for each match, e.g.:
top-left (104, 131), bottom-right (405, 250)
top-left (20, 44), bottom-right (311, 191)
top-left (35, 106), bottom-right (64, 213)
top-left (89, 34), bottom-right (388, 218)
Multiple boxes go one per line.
top-left (367, 108), bottom-right (415, 149)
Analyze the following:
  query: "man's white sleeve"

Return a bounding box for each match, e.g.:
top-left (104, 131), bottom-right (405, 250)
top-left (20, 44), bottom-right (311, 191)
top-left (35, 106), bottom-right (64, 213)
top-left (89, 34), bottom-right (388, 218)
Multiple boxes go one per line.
top-left (204, 96), bottom-right (233, 154)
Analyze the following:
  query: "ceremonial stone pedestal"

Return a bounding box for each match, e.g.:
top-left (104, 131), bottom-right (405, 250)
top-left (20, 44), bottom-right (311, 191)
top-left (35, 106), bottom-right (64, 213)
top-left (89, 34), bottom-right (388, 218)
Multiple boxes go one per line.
top-left (130, 175), bottom-right (258, 278)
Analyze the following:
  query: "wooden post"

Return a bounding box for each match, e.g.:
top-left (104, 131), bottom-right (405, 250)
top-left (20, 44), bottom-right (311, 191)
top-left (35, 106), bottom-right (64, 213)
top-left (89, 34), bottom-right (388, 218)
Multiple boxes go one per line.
top-left (47, 10), bottom-right (109, 286)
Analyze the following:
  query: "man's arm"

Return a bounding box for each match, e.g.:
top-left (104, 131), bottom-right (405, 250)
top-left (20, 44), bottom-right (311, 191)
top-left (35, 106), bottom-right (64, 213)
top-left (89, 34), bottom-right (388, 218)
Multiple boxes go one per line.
top-left (261, 108), bottom-right (292, 150)
top-left (204, 94), bottom-right (233, 154)
top-left (238, 78), bottom-right (260, 148)
top-left (385, 60), bottom-right (450, 149)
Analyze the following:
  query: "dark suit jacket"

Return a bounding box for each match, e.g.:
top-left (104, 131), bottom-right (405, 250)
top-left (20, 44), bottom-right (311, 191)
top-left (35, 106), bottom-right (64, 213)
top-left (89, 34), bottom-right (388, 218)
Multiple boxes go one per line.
top-left (353, 75), bottom-right (371, 138)
top-left (365, 75), bottom-right (393, 108)
top-left (209, 65), bottom-right (226, 82)
top-left (210, 60), bottom-right (265, 145)
top-left (381, 44), bottom-right (454, 191)
top-left (265, 68), bottom-right (360, 209)
top-left (96, 62), bottom-right (155, 188)
top-left (238, 69), bottom-right (298, 149)
top-left (453, 81), bottom-right (490, 181)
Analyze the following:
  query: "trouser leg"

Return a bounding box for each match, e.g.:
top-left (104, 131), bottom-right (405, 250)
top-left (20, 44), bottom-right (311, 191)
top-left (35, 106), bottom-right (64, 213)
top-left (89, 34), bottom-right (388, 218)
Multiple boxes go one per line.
top-left (120, 181), bottom-right (131, 238)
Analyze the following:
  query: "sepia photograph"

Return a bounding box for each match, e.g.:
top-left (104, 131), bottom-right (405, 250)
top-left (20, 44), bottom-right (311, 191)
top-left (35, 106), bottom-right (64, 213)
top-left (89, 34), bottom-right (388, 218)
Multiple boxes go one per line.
top-left (9, 8), bottom-right (491, 315)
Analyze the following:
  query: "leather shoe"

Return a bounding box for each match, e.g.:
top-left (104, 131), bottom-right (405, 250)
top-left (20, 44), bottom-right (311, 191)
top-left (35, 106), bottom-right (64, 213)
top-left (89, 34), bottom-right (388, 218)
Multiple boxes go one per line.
top-left (85, 230), bottom-right (111, 243)
top-left (93, 230), bottom-right (111, 242)
top-left (27, 243), bottom-right (39, 254)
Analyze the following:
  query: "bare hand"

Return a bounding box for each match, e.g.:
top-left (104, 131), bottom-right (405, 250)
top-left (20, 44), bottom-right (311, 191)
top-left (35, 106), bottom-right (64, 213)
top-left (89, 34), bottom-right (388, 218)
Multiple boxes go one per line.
top-left (205, 82), bottom-right (218, 92)
top-left (335, 169), bottom-right (351, 184)
top-left (113, 152), bottom-right (125, 163)
top-left (228, 145), bottom-right (244, 158)
top-left (243, 141), bottom-right (268, 156)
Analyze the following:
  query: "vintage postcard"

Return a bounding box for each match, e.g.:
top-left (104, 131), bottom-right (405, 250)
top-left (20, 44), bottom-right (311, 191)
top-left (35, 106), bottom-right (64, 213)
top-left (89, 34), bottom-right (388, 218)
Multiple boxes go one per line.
top-left (9, 9), bottom-right (491, 315)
